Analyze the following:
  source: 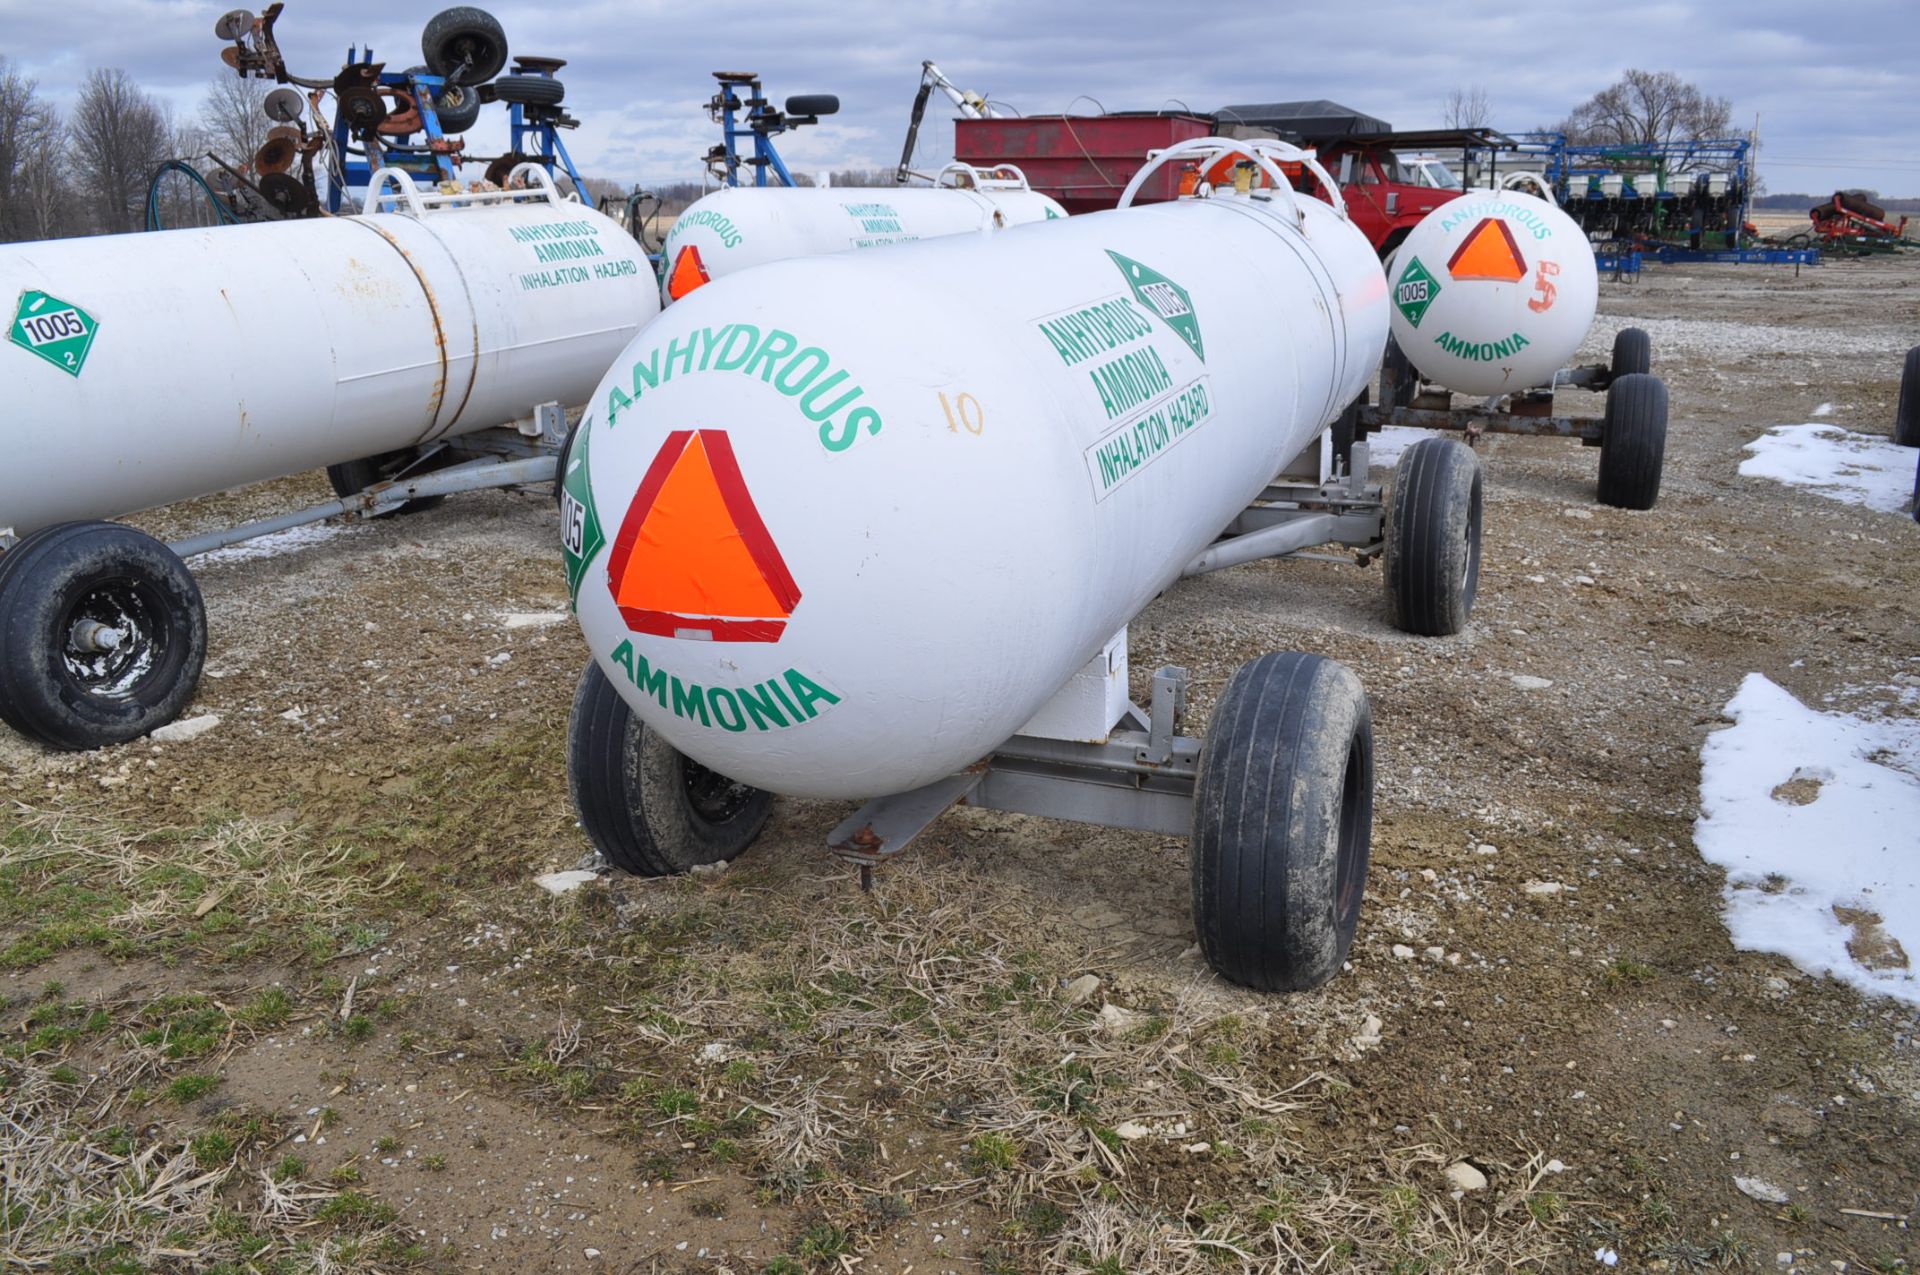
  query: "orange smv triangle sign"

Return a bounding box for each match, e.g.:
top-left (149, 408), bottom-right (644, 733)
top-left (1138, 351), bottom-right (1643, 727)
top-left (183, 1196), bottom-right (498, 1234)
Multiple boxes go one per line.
top-left (667, 244), bottom-right (711, 300)
top-left (1447, 217), bottom-right (1528, 283)
top-left (606, 430), bottom-right (801, 643)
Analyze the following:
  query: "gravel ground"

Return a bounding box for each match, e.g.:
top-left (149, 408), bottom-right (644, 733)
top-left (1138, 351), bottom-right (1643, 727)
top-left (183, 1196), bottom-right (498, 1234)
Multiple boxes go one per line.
top-left (2, 250), bottom-right (1917, 1273)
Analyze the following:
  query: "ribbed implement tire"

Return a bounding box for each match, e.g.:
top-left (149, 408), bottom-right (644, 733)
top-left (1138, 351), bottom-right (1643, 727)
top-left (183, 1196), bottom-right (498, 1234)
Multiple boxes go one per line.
top-left (1611, 327), bottom-right (1652, 378)
top-left (492, 75), bottom-right (564, 107)
top-left (325, 448), bottom-right (447, 518)
top-left (1384, 437), bottom-right (1483, 637)
top-left (566, 660), bottom-right (772, 876)
top-left (1894, 346), bottom-right (1920, 448)
top-left (1191, 653), bottom-right (1374, 993)
top-left (1597, 373), bottom-right (1669, 510)
top-left (421, 6), bottom-right (508, 85)
top-left (0, 521), bottom-right (206, 750)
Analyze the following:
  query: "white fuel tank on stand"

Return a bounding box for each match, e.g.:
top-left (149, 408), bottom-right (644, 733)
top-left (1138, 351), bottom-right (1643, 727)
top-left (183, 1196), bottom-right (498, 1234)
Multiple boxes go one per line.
top-left (565, 150), bottom-right (1387, 799)
top-left (0, 167), bottom-right (657, 536)
top-left (658, 164), bottom-right (1067, 302)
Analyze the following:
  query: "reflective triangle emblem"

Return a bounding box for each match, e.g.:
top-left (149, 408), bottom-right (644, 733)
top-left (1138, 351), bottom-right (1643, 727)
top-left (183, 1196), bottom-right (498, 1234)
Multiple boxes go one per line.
top-left (606, 430), bottom-right (800, 643)
top-left (1447, 217), bottom-right (1528, 282)
top-left (667, 244), bottom-right (711, 300)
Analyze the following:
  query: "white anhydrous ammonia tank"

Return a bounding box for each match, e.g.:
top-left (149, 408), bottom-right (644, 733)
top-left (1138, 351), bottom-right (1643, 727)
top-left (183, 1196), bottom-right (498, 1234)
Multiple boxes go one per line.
top-left (659, 181), bottom-right (1068, 302)
top-left (564, 181), bottom-right (1387, 799)
top-left (0, 189), bottom-right (655, 535)
top-left (1387, 188), bottom-right (1597, 396)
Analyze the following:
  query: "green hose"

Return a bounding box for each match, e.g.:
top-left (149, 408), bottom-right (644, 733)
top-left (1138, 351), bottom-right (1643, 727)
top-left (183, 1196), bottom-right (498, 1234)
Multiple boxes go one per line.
top-left (145, 160), bottom-right (244, 232)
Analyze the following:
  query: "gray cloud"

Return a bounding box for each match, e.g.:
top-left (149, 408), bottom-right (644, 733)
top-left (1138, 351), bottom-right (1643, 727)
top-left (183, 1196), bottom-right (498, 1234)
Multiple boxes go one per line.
top-left (4, 0), bottom-right (1915, 196)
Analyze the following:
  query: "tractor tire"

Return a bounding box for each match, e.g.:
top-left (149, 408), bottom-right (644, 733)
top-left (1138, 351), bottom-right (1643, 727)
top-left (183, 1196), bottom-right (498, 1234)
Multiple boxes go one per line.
top-left (1384, 437), bottom-right (1483, 637)
top-left (1597, 373), bottom-right (1669, 510)
top-left (421, 7), bottom-right (508, 86)
top-left (326, 448), bottom-right (448, 518)
top-left (1894, 346), bottom-right (1920, 448)
top-left (1191, 652), bottom-right (1374, 993)
top-left (566, 661), bottom-right (773, 877)
top-left (0, 521), bottom-right (207, 751)
top-left (1611, 327), bottom-right (1652, 378)
top-left (492, 75), bottom-right (564, 108)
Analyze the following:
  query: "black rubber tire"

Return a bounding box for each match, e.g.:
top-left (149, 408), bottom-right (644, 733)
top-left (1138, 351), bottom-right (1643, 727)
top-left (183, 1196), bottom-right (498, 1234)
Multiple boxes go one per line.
top-left (1384, 438), bottom-right (1483, 637)
top-left (1381, 333), bottom-right (1418, 409)
top-left (421, 6), bottom-right (508, 85)
top-left (325, 449), bottom-right (448, 518)
top-left (1191, 652), bottom-right (1374, 993)
top-left (784, 94), bottom-right (839, 118)
top-left (566, 660), bottom-right (773, 877)
top-left (491, 75), bottom-right (564, 108)
top-left (0, 521), bottom-right (207, 751)
top-left (1597, 373), bottom-right (1669, 510)
top-left (1893, 346), bottom-right (1920, 448)
top-left (1611, 327), bottom-right (1652, 378)
top-left (1329, 388), bottom-right (1367, 473)
top-left (422, 76), bottom-right (482, 132)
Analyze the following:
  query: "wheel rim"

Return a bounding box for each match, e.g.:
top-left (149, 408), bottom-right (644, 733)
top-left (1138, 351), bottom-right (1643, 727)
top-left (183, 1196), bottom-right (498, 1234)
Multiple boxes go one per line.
top-left (683, 757), bottom-right (756, 826)
top-left (60, 577), bottom-right (168, 702)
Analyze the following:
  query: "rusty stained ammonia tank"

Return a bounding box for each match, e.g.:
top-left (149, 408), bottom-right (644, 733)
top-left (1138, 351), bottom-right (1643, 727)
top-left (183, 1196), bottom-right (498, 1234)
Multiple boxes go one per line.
top-left (0, 172), bottom-right (657, 536)
top-left (1386, 187), bottom-right (1598, 397)
top-left (658, 165), bottom-right (1067, 303)
top-left (563, 157), bottom-right (1387, 799)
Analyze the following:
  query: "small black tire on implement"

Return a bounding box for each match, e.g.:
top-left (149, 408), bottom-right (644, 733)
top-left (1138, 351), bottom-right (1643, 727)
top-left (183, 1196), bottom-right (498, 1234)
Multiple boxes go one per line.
top-left (1191, 652), bottom-right (1374, 993)
top-left (1597, 373), bottom-right (1669, 510)
top-left (415, 71), bottom-right (483, 132)
top-left (1611, 327), bottom-right (1652, 378)
top-left (1893, 346), bottom-right (1920, 448)
top-left (0, 521), bottom-right (207, 751)
top-left (491, 75), bottom-right (564, 108)
top-left (1384, 437), bottom-right (1483, 637)
top-left (421, 7), bottom-right (508, 86)
top-left (566, 660), bottom-right (773, 877)
top-left (326, 448), bottom-right (448, 518)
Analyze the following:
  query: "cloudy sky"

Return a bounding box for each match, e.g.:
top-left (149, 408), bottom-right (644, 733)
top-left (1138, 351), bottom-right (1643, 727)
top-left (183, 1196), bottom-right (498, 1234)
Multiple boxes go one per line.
top-left (4, 0), bottom-right (1914, 197)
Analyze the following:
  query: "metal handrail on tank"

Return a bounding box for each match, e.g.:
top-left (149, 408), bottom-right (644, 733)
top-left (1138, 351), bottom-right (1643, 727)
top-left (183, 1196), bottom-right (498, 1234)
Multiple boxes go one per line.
top-left (362, 164), bottom-right (568, 216)
top-left (1118, 138), bottom-right (1347, 228)
top-left (935, 161), bottom-right (1033, 192)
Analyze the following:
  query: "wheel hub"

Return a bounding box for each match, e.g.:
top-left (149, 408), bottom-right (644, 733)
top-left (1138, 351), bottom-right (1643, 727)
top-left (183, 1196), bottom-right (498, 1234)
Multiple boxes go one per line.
top-left (62, 583), bottom-right (162, 700)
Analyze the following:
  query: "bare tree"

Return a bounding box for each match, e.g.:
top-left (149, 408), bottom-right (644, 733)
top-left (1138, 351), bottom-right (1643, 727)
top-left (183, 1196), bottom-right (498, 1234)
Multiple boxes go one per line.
top-left (68, 68), bottom-right (172, 234)
top-left (1559, 69), bottom-right (1732, 147)
top-left (0, 58), bottom-right (67, 241)
top-left (199, 74), bottom-right (271, 169)
top-left (1443, 86), bottom-right (1491, 131)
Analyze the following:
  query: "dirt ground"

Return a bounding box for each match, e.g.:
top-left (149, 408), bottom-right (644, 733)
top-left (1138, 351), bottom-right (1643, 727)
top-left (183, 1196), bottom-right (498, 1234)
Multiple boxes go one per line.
top-left (3, 250), bottom-right (1918, 1274)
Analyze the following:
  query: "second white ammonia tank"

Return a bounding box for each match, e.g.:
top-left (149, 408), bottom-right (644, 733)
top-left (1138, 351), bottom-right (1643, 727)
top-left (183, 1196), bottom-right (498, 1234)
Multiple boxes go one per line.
top-left (1386, 188), bottom-right (1597, 396)
top-left (0, 177), bottom-right (656, 535)
top-left (566, 174), bottom-right (1386, 799)
top-left (659, 177), bottom-right (1067, 302)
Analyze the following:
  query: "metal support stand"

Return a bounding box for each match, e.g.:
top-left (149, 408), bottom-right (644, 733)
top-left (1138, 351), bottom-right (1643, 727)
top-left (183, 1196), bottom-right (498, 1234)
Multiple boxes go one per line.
top-left (827, 666), bottom-right (1203, 878)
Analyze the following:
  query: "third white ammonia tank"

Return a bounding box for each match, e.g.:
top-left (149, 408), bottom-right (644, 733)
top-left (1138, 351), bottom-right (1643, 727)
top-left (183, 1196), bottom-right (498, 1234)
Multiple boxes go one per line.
top-left (564, 164), bottom-right (1386, 799)
top-left (0, 174), bottom-right (655, 536)
top-left (1387, 188), bottom-right (1597, 396)
top-left (659, 177), bottom-right (1067, 303)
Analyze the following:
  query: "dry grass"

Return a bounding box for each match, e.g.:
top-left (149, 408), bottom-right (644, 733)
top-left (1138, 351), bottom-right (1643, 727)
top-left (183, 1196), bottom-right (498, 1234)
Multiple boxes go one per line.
top-left (0, 802), bottom-right (408, 968)
top-left (499, 862), bottom-right (1573, 1271)
top-left (0, 1056), bottom-right (419, 1271)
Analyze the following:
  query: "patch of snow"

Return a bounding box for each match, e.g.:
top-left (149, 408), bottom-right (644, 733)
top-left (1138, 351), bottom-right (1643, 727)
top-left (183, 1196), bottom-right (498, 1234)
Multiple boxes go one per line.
top-left (534, 869), bottom-right (600, 895)
top-left (1362, 425), bottom-right (1436, 470)
top-left (1739, 424), bottom-right (1917, 514)
top-left (1695, 674), bottom-right (1920, 1004)
top-left (150, 714), bottom-right (220, 743)
top-left (502, 611), bottom-right (568, 629)
top-left (195, 521), bottom-right (354, 564)
top-left (1811, 402), bottom-right (1833, 417)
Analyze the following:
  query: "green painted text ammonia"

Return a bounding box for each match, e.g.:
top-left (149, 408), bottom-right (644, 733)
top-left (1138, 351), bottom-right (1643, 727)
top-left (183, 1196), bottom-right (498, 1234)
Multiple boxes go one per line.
top-left (609, 640), bottom-right (839, 732)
